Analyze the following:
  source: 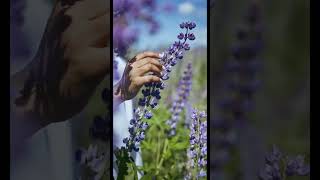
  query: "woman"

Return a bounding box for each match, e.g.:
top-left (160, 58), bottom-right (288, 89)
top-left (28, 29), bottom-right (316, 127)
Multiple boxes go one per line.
top-left (113, 51), bottom-right (163, 178)
top-left (10, 0), bottom-right (162, 179)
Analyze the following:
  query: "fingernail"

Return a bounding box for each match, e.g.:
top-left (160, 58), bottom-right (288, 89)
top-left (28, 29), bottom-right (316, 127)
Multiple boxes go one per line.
top-left (162, 65), bottom-right (165, 69)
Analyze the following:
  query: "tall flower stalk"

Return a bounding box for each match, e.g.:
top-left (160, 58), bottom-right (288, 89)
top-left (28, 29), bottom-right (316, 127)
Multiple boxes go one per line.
top-left (185, 109), bottom-right (207, 179)
top-left (121, 21), bottom-right (196, 153)
top-left (115, 21), bottom-right (196, 178)
top-left (212, 1), bottom-right (263, 177)
top-left (167, 63), bottom-right (193, 136)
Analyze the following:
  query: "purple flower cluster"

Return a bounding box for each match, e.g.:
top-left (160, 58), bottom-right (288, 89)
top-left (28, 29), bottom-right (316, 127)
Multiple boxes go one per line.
top-left (122, 108), bottom-right (149, 152)
top-left (219, 3), bottom-right (263, 118)
top-left (212, 2), bottom-right (263, 177)
top-left (122, 22), bottom-right (196, 153)
top-left (114, 0), bottom-right (155, 18)
top-left (75, 145), bottom-right (107, 180)
top-left (113, 24), bottom-right (138, 56)
top-left (113, 0), bottom-right (161, 56)
top-left (259, 145), bottom-right (310, 180)
top-left (159, 21), bottom-right (196, 80)
top-left (167, 63), bottom-right (193, 136)
top-left (186, 109), bottom-right (207, 179)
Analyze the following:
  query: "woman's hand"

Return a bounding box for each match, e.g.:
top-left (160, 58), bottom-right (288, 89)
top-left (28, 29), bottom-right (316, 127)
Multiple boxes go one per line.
top-left (114, 51), bottom-right (163, 106)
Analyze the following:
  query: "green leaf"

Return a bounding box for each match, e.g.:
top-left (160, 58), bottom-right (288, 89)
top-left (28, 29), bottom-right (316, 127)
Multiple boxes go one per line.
top-left (131, 162), bottom-right (139, 180)
top-left (141, 173), bottom-right (153, 180)
top-left (172, 142), bottom-right (188, 150)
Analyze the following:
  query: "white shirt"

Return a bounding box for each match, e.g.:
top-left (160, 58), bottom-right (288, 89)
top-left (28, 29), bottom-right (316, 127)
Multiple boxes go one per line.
top-left (113, 56), bottom-right (143, 177)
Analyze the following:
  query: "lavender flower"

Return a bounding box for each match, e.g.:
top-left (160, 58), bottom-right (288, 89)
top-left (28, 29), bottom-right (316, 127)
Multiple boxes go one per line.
top-left (122, 21), bottom-right (196, 153)
top-left (75, 145), bottom-right (107, 180)
top-left (285, 155), bottom-right (310, 176)
top-left (113, 0), bottom-right (162, 56)
top-left (186, 109), bottom-right (207, 179)
top-left (259, 145), bottom-right (310, 180)
top-left (113, 24), bottom-right (138, 56)
top-left (212, 1), bottom-right (263, 177)
top-left (167, 63), bottom-right (193, 136)
top-left (122, 108), bottom-right (149, 152)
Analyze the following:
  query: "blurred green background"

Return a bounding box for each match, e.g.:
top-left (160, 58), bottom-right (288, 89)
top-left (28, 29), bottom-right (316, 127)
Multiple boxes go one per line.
top-left (211, 0), bottom-right (309, 179)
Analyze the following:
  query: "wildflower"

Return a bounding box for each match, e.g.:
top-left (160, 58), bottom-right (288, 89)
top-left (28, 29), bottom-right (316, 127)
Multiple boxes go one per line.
top-left (113, 24), bottom-right (138, 56)
top-left (285, 155), bottom-right (310, 176)
top-left (123, 21), bottom-right (196, 153)
top-left (186, 109), bottom-right (207, 178)
top-left (259, 145), bottom-right (310, 180)
top-left (167, 63), bottom-right (193, 136)
top-left (212, 2), bottom-right (263, 176)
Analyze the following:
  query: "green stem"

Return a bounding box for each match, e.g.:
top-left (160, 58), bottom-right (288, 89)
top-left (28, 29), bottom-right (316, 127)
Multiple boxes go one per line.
top-left (281, 158), bottom-right (287, 180)
top-left (158, 139), bottom-right (168, 169)
top-left (156, 133), bottom-right (161, 171)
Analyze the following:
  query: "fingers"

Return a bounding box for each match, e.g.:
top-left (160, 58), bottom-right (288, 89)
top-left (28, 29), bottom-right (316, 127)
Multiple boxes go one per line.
top-left (133, 63), bottom-right (162, 77)
top-left (131, 57), bottom-right (162, 69)
top-left (135, 75), bottom-right (161, 87)
top-left (134, 51), bottom-right (160, 61)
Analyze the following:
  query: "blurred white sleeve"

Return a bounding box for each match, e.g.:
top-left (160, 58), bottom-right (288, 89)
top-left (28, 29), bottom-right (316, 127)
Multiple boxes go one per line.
top-left (113, 56), bottom-right (143, 178)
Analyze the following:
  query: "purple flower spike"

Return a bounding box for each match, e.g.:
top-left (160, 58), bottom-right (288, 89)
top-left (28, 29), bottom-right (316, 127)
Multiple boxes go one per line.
top-left (259, 145), bottom-right (310, 180)
top-left (122, 21), bottom-right (196, 153)
top-left (167, 63), bottom-right (193, 136)
top-left (186, 109), bottom-right (207, 179)
top-left (212, 3), bottom-right (265, 177)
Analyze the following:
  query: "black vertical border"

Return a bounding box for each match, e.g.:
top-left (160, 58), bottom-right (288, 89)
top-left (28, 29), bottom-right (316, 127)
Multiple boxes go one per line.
top-left (207, 0), bottom-right (211, 179)
top-left (7, 0), bottom-right (11, 178)
top-left (110, 0), bottom-right (114, 178)
top-left (310, 0), bottom-right (314, 179)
